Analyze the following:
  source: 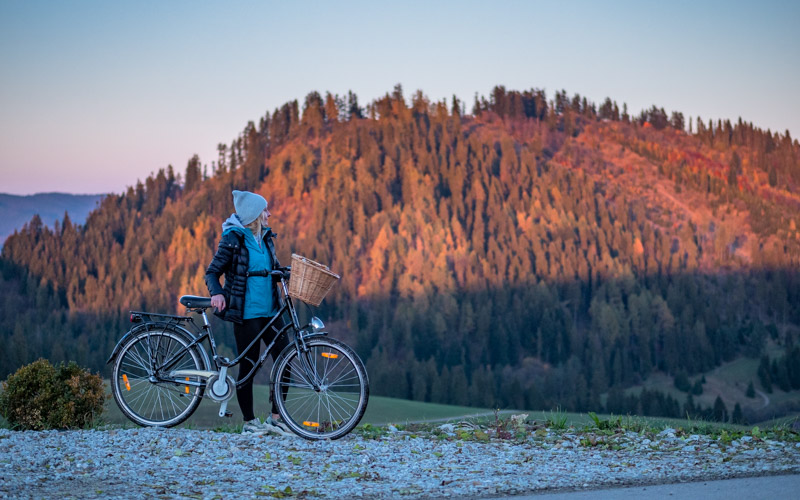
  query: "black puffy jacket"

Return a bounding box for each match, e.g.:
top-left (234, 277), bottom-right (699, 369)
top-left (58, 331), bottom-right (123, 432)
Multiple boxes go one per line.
top-left (204, 228), bottom-right (281, 324)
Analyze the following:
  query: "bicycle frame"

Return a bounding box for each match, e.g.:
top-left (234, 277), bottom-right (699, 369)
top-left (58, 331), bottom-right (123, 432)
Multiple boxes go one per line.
top-left (133, 269), bottom-right (325, 395)
top-left (109, 257), bottom-right (370, 438)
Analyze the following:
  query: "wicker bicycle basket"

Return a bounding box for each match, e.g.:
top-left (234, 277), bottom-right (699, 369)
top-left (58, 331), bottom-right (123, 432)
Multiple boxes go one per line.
top-left (287, 254), bottom-right (340, 306)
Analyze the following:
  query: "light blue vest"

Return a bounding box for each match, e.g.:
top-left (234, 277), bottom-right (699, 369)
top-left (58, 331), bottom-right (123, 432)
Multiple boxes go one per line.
top-left (228, 227), bottom-right (278, 319)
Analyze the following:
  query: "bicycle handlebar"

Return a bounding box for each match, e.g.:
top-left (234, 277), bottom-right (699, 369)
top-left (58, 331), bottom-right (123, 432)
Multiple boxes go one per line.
top-left (270, 266), bottom-right (291, 278)
top-left (179, 267), bottom-right (291, 310)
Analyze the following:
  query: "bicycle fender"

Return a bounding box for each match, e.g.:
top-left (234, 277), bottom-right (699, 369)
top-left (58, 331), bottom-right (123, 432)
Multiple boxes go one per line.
top-left (106, 330), bottom-right (135, 364)
top-left (106, 322), bottom-right (210, 370)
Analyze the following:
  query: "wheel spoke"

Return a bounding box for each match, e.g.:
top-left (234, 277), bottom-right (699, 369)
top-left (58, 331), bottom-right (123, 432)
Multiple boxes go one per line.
top-left (324, 390), bottom-right (357, 421)
top-left (322, 392), bottom-right (341, 428)
top-left (285, 392), bottom-right (318, 418)
top-left (280, 381), bottom-right (320, 389)
top-left (281, 372), bottom-right (318, 416)
top-left (274, 339), bottom-right (368, 439)
top-left (124, 345), bottom-right (151, 373)
top-left (113, 330), bottom-right (203, 427)
top-left (327, 365), bottom-right (358, 388)
top-left (288, 356), bottom-right (315, 388)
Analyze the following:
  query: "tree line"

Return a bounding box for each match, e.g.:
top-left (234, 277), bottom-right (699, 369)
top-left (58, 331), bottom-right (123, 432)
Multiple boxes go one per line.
top-left (2, 85), bottom-right (799, 422)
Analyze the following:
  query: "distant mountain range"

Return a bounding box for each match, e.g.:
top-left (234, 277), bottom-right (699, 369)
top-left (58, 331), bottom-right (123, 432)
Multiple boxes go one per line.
top-left (0, 193), bottom-right (104, 246)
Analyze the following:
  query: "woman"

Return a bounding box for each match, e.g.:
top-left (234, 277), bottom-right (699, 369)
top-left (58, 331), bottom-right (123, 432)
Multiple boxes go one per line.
top-left (205, 190), bottom-right (293, 436)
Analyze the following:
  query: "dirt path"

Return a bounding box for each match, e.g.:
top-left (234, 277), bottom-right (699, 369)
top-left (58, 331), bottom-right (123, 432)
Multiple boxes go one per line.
top-left (755, 388), bottom-right (771, 409)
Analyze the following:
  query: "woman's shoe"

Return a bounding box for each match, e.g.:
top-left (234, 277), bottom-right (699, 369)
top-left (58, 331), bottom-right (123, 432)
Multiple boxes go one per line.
top-left (265, 415), bottom-right (294, 437)
top-left (242, 418), bottom-right (268, 435)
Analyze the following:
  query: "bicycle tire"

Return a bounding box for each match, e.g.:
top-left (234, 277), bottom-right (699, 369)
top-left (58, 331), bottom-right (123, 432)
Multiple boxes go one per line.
top-left (272, 337), bottom-right (369, 440)
top-left (112, 327), bottom-right (205, 427)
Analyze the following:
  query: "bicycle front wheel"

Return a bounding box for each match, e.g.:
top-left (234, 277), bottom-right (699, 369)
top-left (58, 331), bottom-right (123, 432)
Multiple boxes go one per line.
top-left (273, 337), bottom-right (369, 440)
top-left (112, 328), bottom-right (205, 427)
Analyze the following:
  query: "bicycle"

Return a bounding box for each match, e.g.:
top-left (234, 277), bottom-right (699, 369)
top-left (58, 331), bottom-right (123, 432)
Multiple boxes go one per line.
top-left (107, 259), bottom-right (369, 440)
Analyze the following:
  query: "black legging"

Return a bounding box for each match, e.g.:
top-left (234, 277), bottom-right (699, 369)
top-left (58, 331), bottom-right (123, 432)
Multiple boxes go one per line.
top-left (233, 316), bottom-right (290, 421)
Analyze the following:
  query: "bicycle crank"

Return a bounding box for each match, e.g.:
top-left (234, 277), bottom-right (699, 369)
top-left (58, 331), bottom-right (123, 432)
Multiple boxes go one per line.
top-left (170, 367), bottom-right (236, 417)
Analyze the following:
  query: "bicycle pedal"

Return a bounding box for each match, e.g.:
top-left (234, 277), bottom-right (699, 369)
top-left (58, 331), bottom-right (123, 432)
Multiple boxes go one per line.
top-left (223, 411), bottom-right (233, 418)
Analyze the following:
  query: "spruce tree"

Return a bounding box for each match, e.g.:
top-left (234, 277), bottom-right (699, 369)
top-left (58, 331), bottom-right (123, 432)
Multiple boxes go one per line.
top-left (732, 403), bottom-right (744, 425)
top-left (712, 396), bottom-right (728, 422)
top-left (673, 370), bottom-right (690, 392)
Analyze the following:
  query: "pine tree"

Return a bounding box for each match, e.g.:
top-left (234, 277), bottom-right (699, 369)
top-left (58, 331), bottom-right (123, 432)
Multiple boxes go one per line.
top-left (184, 154), bottom-right (202, 192)
top-left (712, 396), bottom-right (728, 422)
top-left (728, 152), bottom-right (742, 189)
top-left (731, 403), bottom-right (744, 424)
top-left (673, 370), bottom-right (690, 392)
top-left (2, 83), bottom-right (799, 414)
top-left (683, 393), bottom-right (696, 418)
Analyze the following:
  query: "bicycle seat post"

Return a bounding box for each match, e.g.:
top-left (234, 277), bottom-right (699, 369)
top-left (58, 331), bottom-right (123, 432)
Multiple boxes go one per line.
top-left (200, 309), bottom-right (211, 328)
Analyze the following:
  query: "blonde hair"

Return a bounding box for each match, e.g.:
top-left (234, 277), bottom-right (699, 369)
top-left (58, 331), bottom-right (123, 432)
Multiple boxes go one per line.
top-left (245, 218), bottom-right (261, 237)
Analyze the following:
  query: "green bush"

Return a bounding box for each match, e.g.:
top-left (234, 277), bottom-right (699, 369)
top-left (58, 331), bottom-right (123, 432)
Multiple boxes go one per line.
top-left (0, 358), bottom-right (105, 430)
top-left (673, 370), bottom-right (691, 392)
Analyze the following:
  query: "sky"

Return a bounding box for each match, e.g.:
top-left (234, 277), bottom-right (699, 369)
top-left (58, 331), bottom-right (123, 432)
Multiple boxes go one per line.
top-left (1, 0), bottom-right (798, 195)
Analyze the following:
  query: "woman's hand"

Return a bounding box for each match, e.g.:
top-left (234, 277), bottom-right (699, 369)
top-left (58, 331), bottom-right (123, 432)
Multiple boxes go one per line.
top-left (211, 294), bottom-right (226, 312)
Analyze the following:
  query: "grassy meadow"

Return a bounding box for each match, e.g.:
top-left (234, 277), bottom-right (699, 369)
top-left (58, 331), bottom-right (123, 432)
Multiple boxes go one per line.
top-left (99, 384), bottom-right (499, 430)
top-left (619, 348), bottom-right (800, 423)
top-left (3, 376), bottom-right (797, 433)
top-left (97, 383), bottom-right (792, 435)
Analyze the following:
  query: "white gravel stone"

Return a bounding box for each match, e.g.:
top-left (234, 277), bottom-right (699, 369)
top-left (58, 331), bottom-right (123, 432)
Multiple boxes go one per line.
top-left (0, 426), bottom-right (798, 499)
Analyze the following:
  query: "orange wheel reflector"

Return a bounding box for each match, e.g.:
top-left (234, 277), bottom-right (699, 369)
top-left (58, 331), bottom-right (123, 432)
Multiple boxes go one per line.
top-left (185, 377), bottom-right (190, 394)
top-left (321, 352), bottom-right (338, 359)
top-left (303, 421), bottom-right (320, 428)
top-left (122, 374), bottom-right (131, 391)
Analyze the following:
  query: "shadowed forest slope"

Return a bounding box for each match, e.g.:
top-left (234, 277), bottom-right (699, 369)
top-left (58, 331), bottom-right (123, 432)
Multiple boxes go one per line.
top-left (2, 86), bottom-right (799, 422)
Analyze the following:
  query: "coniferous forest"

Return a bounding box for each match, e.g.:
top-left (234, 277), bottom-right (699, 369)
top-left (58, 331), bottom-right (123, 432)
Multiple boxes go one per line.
top-left (2, 85), bottom-right (799, 423)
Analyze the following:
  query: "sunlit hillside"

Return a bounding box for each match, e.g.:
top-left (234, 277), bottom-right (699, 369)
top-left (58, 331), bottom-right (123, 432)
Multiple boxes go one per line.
top-left (2, 86), bottom-right (799, 423)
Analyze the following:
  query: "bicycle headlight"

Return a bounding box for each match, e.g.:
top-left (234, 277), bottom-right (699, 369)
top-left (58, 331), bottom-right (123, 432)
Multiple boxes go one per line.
top-left (310, 316), bottom-right (325, 332)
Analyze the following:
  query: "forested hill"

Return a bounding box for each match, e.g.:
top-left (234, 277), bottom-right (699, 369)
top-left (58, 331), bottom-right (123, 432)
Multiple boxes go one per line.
top-left (2, 86), bottom-right (800, 421)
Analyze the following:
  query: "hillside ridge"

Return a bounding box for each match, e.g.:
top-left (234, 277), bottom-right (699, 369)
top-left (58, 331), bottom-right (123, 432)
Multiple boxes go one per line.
top-left (1, 85), bottom-right (798, 424)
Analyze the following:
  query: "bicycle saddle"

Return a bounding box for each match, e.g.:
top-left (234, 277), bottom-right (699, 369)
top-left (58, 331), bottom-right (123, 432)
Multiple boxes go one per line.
top-left (179, 295), bottom-right (212, 309)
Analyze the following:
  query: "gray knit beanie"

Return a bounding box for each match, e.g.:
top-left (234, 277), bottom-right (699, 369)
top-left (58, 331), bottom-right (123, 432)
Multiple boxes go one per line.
top-left (232, 190), bottom-right (268, 225)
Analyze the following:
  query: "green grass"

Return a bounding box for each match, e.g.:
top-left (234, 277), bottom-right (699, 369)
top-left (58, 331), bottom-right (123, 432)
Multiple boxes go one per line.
top-left (99, 383), bottom-right (496, 429)
top-left (461, 408), bottom-right (751, 435)
top-left (619, 353), bottom-right (800, 422)
top-left (6, 375), bottom-right (796, 435)
top-left (755, 413), bottom-right (800, 429)
top-left (5, 381), bottom-right (792, 438)
top-left (361, 396), bottom-right (495, 425)
top-left (709, 356), bottom-right (760, 384)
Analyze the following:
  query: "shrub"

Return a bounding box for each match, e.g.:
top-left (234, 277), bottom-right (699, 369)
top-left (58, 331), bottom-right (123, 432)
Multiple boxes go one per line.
top-left (673, 370), bottom-right (691, 392)
top-left (0, 358), bottom-right (105, 430)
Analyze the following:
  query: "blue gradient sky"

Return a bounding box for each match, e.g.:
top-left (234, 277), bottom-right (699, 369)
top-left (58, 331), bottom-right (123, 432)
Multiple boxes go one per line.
top-left (1, 0), bottom-right (798, 195)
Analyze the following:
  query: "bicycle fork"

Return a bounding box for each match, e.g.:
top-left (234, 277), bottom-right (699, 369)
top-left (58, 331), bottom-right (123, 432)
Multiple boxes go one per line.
top-left (295, 341), bottom-right (324, 392)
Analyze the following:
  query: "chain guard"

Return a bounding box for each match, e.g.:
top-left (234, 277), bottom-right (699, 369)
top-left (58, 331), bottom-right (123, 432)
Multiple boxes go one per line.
top-left (206, 373), bottom-right (235, 402)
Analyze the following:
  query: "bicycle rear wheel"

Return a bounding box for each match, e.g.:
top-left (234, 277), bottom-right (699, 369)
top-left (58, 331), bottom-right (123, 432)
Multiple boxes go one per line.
top-left (273, 337), bottom-right (369, 440)
top-left (112, 328), bottom-right (205, 427)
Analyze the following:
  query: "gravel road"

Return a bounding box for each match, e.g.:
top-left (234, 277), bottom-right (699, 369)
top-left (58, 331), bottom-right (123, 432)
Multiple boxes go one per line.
top-left (1, 424), bottom-right (798, 499)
